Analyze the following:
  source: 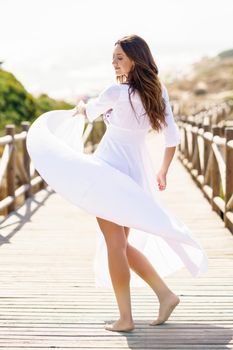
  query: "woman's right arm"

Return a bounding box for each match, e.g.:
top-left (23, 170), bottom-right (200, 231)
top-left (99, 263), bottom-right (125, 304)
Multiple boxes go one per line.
top-left (72, 100), bottom-right (87, 118)
top-left (72, 83), bottom-right (120, 122)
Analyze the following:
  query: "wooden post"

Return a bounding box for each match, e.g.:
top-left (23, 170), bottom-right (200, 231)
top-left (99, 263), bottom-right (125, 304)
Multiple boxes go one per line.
top-left (184, 124), bottom-right (189, 160)
top-left (191, 126), bottom-right (196, 165)
top-left (6, 125), bottom-right (16, 213)
top-left (177, 120), bottom-right (182, 153)
top-left (203, 123), bottom-right (210, 177)
top-left (211, 126), bottom-right (221, 213)
top-left (178, 121), bottom-right (183, 154)
top-left (191, 126), bottom-right (201, 174)
top-left (21, 121), bottom-right (32, 198)
top-left (197, 123), bottom-right (202, 174)
top-left (224, 128), bottom-right (233, 230)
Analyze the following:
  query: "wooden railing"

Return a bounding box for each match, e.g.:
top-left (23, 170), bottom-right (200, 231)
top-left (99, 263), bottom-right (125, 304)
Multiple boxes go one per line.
top-left (176, 101), bottom-right (233, 233)
top-left (0, 120), bottom-right (95, 218)
top-left (0, 122), bottom-right (34, 216)
top-left (1, 102), bottom-right (233, 234)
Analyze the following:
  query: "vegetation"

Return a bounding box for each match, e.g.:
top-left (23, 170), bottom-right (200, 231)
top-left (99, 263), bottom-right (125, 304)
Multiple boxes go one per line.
top-left (0, 69), bottom-right (73, 134)
top-left (218, 49), bottom-right (233, 59)
top-left (35, 93), bottom-right (73, 119)
top-left (167, 48), bottom-right (233, 116)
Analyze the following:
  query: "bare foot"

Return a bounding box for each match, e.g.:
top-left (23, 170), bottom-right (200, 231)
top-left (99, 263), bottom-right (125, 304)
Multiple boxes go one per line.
top-left (149, 292), bottom-right (180, 326)
top-left (105, 319), bottom-right (135, 332)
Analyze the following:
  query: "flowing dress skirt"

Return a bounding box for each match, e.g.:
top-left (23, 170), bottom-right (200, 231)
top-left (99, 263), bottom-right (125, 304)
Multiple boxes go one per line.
top-left (26, 109), bottom-right (208, 288)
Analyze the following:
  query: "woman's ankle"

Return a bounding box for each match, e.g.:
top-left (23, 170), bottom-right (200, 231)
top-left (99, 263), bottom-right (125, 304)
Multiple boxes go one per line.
top-left (156, 288), bottom-right (175, 303)
top-left (119, 315), bottom-right (134, 323)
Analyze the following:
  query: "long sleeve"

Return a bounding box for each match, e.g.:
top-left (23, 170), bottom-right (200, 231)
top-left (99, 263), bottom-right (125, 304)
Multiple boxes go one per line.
top-left (161, 84), bottom-right (181, 147)
top-left (85, 83), bottom-right (121, 123)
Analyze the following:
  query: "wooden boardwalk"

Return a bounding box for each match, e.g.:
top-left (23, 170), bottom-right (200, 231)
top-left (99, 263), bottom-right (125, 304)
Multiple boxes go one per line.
top-left (0, 132), bottom-right (233, 349)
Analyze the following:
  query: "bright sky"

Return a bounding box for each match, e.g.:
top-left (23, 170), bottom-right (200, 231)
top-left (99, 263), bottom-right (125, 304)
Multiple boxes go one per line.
top-left (0, 0), bottom-right (232, 102)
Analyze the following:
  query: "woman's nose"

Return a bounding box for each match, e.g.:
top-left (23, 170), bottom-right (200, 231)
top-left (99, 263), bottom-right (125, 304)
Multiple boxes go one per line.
top-left (112, 57), bottom-right (118, 64)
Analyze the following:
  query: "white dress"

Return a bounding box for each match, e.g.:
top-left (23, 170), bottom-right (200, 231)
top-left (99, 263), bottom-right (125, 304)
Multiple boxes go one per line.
top-left (26, 82), bottom-right (208, 288)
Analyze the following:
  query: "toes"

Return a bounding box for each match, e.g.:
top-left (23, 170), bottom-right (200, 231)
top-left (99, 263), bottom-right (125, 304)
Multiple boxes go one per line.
top-left (149, 319), bottom-right (164, 326)
top-left (105, 326), bottom-right (118, 332)
top-left (105, 323), bottom-right (135, 332)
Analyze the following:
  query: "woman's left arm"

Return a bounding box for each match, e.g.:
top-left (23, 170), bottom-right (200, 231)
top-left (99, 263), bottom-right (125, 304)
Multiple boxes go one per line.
top-left (157, 85), bottom-right (180, 191)
top-left (156, 146), bottom-right (176, 191)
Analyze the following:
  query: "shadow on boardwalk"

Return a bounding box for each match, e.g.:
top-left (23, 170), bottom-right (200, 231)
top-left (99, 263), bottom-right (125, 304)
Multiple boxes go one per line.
top-left (112, 323), bottom-right (233, 349)
top-left (0, 188), bottom-right (53, 247)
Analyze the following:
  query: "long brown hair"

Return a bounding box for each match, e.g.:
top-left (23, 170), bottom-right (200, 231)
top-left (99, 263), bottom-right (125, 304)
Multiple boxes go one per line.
top-left (115, 35), bottom-right (167, 132)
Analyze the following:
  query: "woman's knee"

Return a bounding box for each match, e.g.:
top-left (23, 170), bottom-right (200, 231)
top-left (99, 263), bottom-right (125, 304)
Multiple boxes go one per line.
top-left (106, 230), bottom-right (128, 252)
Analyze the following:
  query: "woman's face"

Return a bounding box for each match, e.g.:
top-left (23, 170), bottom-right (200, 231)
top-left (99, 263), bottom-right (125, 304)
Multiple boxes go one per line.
top-left (112, 44), bottom-right (134, 78)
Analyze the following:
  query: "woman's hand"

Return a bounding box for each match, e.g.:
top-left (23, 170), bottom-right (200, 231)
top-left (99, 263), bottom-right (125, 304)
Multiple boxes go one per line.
top-left (156, 146), bottom-right (176, 191)
top-left (72, 100), bottom-right (86, 117)
top-left (156, 170), bottom-right (167, 191)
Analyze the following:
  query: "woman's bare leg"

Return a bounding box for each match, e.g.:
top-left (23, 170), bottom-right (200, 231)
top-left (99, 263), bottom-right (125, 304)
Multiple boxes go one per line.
top-left (96, 217), bottom-right (134, 332)
top-left (124, 226), bottom-right (180, 325)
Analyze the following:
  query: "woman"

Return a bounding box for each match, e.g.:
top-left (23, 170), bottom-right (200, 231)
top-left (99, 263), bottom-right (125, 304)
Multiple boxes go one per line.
top-left (26, 34), bottom-right (207, 334)
top-left (72, 35), bottom-right (207, 332)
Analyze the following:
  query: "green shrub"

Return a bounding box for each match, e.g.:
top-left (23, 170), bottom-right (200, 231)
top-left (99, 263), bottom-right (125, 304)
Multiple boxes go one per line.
top-left (0, 69), bottom-right (74, 133)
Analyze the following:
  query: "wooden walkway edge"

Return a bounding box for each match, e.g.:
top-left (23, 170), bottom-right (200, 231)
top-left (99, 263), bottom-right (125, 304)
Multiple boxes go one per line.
top-left (0, 132), bottom-right (233, 349)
